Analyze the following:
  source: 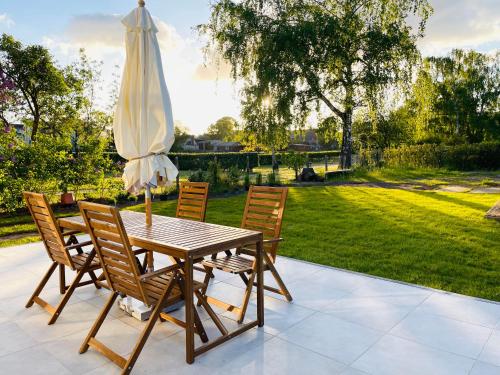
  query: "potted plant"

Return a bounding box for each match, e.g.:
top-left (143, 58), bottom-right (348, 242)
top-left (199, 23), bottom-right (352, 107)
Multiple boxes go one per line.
top-left (59, 183), bottom-right (74, 205)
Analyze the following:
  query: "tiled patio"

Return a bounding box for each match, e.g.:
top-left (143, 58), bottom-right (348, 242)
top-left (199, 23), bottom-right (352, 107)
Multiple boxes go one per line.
top-left (0, 238), bottom-right (499, 375)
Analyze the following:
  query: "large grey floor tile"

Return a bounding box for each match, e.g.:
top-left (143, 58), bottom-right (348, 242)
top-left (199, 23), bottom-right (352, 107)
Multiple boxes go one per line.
top-left (15, 300), bottom-right (102, 343)
top-left (390, 311), bottom-right (492, 358)
top-left (229, 294), bottom-right (315, 335)
top-left (41, 329), bottom-right (109, 375)
top-left (478, 329), bottom-right (500, 367)
top-left (324, 299), bottom-right (411, 332)
top-left (0, 346), bottom-right (71, 374)
top-left (469, 361), bottom-right (500, 375)
top-left (351, 277), bottom-right (431, 298)
top-left (215, 336), bottom-right (346, 375)
top-left (278, 312), bottom-right (383, 364)
top-left (0, 321), bottom-right (38, 357)
top-left (283, 278), bottom-right (349, 310)
top-left (414, 293), bottom-right (500, 328)
top-left (352, 335), bottom-right (475, 375)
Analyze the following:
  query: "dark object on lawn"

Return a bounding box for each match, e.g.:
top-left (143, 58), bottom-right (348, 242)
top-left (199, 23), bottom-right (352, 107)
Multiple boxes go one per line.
top-left (298, 167), bottom-right (322, 182)
top-left (325, 169), bottom-right (353, 179)
top-left (485, 201), bottom-right (500, 220)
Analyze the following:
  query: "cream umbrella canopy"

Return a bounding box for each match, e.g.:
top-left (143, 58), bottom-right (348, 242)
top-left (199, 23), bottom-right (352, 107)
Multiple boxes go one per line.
top-left (114, 0), bottom-right (178, 226)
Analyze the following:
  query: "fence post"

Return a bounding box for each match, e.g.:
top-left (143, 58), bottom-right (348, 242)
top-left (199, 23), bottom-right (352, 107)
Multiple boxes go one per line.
top-left (246, 154), bottom-right (250, 173)
top-left (175, 156), bottom-right (180, 192)
top-left (324, 155), bottom-right (328, 171)
top-left (257, 154), bottom-right (260, 167)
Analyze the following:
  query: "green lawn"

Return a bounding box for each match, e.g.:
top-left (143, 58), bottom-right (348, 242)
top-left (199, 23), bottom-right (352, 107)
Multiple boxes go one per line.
top-left (128, 186), bottom-right (500, 301)
top-left (343, 167), bottom-right (500, 187)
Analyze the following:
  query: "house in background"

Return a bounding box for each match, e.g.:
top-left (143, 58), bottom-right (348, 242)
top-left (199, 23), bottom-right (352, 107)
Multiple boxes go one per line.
top-left (180, 137), bottom-right (244, 152)
top-left (289, 129), bottom-right (321, 151)
top-left (13, 123), bottom-right (31, 144)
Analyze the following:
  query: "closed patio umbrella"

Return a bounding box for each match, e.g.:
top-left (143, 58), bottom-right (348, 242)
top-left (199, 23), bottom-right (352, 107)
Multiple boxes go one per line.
top-left (114, 0), bottom-right (178, 226)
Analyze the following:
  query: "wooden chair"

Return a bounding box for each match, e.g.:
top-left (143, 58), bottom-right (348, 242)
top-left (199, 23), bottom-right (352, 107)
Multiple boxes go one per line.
top-left (78, 202), bottom-right (225, 375)
top-left (23, 192), bottom-right (102, 325)
top-left (199, 186), bottom-right (292, 323)
top-left (176, 181), bottom-right (209, 221)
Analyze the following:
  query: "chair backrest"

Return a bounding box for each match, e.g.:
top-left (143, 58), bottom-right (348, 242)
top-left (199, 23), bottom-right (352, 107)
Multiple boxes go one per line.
top-left (176, 182), bottom-right (209, 222)
top-left (241, 186), bottom-right (288, 261)
top-left (24, 192), bottom-right (75, 269)
top-left (78, 201), bottom-right (149, 304)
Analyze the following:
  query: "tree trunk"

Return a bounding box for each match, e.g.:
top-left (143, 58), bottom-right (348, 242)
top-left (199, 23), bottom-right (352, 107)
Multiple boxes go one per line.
top-left (340, 111), bottom-right (353, 169)
top-left (31, 113), bottom-right (40, 142)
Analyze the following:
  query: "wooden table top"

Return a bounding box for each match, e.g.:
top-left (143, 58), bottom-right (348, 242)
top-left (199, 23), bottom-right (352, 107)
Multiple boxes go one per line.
top-left (485, 201), bottom-right (500, 221)
top-left (58, 210), bottom-right (262, 258)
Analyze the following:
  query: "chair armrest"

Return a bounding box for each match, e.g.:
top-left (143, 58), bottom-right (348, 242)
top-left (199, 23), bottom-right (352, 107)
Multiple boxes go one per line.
top-left (65, 240), bottom-right (93, 250)
top-left (140, 264), bottom-right (182, 281)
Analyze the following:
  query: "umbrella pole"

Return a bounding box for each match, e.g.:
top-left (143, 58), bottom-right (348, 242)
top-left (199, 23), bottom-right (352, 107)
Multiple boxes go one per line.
top-left (145, 185), bottom-right (152, 226)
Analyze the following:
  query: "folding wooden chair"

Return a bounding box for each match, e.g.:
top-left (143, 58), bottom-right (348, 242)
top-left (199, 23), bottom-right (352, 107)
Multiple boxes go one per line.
top-left (176, 181), bottom-right (209, 221)
top-left (199, 186), bottom-right (292, 323)
top-left (78, 202), bottom-right (225, 374)
top-left (23, 192), bottom-right (102, 325)
top-left (141, 181), bottom-right (209, 272)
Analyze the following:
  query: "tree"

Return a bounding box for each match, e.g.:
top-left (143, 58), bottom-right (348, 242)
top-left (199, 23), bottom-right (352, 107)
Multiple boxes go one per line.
top-left (201, 0), bottom-right (431, 168)
top-left (206, 116), bottom-right (238, 141)
top-left (171, 121), bottom-right (192, 152)
top-left (0, 34), bottom-right (69, 141)
top-left (396, 50), bottom-right (500, 144)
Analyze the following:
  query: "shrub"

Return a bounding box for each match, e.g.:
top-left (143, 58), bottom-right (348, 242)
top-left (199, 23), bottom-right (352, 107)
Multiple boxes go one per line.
top-left (107, 150), bottom-right (341, 171)
top-left (256, 173), bottom-right (263, 186)
top-left (282, 151), bottom-right (308, 180)
top-left (267, 172), bottom-right (281, 186)
top-left (244, 172), bottom-right (250, 189)
top-left (188, 169), bottom-right (206, 183)
top-left (383, 142), bottom-right (500, 170)
top-left (226, 165), bottom-right (241, 187)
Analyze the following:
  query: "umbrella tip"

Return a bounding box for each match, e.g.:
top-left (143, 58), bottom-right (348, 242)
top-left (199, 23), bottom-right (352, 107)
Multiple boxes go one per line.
top-left (138, 0), bottom-right (145, 7)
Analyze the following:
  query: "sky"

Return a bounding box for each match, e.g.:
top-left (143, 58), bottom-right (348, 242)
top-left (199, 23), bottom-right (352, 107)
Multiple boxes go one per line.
top-left (0, 0), bottom-right (499, 135)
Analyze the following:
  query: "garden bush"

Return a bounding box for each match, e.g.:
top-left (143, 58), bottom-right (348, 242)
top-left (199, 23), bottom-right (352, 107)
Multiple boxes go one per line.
top-left (383, 142), bottom-right (500, 170)
top-left (107, 150), bottom-right (341, 171)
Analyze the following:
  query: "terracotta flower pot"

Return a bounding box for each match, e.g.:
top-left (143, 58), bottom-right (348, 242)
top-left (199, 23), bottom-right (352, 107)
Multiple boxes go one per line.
top-left (60, 192), bottom-right (74, 205)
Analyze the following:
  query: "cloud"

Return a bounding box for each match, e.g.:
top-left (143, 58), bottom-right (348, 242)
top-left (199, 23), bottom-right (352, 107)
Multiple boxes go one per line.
top-left (64, 13), bottom-right (182, 53)
top-left (42, 12), bottom-right (241, 135)
top-left (419, 0), bottom-right (500, 55)
top-left (193, 49), bottom-right (233, 81)
top-left (0, 14), bottom-right (14, 28)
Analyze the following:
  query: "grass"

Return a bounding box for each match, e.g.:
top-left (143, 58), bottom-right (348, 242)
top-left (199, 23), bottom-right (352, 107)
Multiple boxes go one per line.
top-left (0, 210), bottom-right (80, 248)
top-left (343, 167), bottom-right (500, 187)
top-left (128, 186), bottom-right (500, 301)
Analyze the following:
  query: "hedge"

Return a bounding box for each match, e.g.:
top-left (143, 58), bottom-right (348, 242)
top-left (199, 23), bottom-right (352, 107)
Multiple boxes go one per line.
top-left (383, 142), bottom-right (500, 170)
top-left (106, 150), bottom-right (341, 171)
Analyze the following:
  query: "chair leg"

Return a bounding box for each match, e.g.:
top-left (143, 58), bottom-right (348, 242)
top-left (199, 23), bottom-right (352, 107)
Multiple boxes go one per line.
top-left (48, 266), bottom-right (87, 325)
top-left (122, 276), bottom-right (176, 374)
top-left (26, 262), bottom-right (58, 308)
top-left (80, 292), bottom-right (119, 354)
top-left (58, 264), bottom-right (66, 294)
top-left (88, 270), bottom-right (102, 289)
top-left (237, 271), bottom-right (256, 324)
top-left (197, 266), bottom-right (213, 307)
top-left (266, 256), bottom-right (293, 302)
top-left (195, 290), bottom-right (228, 336)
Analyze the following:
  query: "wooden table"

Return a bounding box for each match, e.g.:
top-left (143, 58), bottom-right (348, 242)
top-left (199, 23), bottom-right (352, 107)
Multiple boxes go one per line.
top-left (58, 210), bottom-right (264, 364)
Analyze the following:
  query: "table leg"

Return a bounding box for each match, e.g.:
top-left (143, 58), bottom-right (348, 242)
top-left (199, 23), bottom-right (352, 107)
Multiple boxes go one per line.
top-left (256, 238), bottom-right (264, 327)
top-left (184, 257), bottom-right (195, 364)
top-left (147, 251), bottom-right (154, 273)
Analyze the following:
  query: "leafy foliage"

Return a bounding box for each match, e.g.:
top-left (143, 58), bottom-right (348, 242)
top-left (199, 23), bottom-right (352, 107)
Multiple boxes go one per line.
top-left (201, 0), bottom-right (431, 168)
